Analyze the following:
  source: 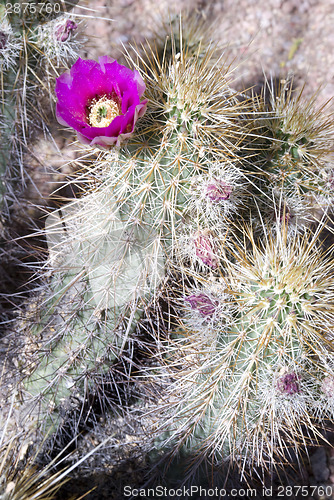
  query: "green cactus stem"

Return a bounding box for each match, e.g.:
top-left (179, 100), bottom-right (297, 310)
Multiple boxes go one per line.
top-left (148, 220), bottom-right (334, 482)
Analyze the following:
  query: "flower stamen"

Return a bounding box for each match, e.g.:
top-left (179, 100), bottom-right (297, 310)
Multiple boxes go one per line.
top-left (88, 96), bottom-right (121, 128)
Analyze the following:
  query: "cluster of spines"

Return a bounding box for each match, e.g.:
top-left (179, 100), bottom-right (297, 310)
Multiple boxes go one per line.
top-left (0, 5), bottom-right (82, 226)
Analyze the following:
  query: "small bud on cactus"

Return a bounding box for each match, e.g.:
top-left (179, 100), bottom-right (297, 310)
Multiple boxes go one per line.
top-left (321, 375), bottom-right (334, 398)
top-left (206, 179), bottom-right (232, 202)
top-left (34, 15), bottom-right (82, 67)
top-left (194, 231), bottom-right (218, 268)
top-left (0, 30), bottom-right (8, 49)
top-left (277, 371), bottom-right (300, 395)
top-left (185, 293), bottom-right (218, 318)
top-left (54, 19), bottom-right (77, 42)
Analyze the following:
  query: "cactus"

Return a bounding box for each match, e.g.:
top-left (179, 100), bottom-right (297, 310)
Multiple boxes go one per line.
top-left (0, 2), bottom-right (82, 226)
top-left (144, 218), bottom-right (334, 486)
top-left (0, 0), bottom-right (84, 432)
top-left (17, 19), bottom-right (252, 432)
top-left (245, 78), bottom-right (334, 233)
top-left (4, 11), bottom-right (334, 493)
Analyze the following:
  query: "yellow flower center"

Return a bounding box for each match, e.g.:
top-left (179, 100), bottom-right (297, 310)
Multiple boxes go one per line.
top-left (88, 96), bottom-right (121, 128)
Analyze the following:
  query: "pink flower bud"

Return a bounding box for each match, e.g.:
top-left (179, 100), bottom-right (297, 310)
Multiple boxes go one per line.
top-left (55, 20), bottom-right (78, 43)
top-left (206, 179), bottom-right (232, 202)
top-left (0, 31), bottom-right (8, 50)
top-left (185, 293), bottom-right (218, 317)
top-left (277, 372), bottom-right (300, 395)
top-left (194, 232), bottom-right (218, 269)
top-left (321, 375), bottom-right (334, 398)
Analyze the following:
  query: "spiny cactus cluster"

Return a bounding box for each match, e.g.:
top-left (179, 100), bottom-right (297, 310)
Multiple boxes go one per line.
top-left (17, 28), bottom-right (249, 428)
top-left (151, 222), bottom-right (334, 482)
top-left (247, 81), bottom-right (334, 232)
top-left (0, 1), bottom-right (81, 229)
top-left (0, 395), bottom-right (107, 499)
top-left (2, 9), bottom-right (334, 495)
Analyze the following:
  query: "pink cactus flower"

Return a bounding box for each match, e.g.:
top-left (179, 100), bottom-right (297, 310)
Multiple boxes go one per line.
top-left (55, 56), bottom-right (147, 148)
